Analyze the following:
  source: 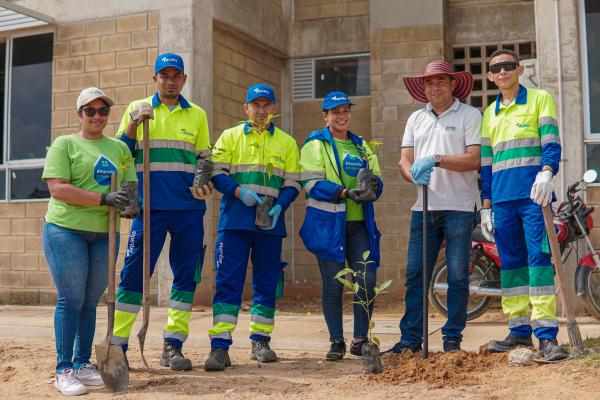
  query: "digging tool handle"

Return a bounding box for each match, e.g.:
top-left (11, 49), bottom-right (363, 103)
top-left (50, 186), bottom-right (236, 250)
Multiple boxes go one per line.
top-left (107, 174), bottom-right (117, 336)
top-left (422, 185), bottom-right (429, 359)
top-left (138, 117), bottom-right (151, 369)
top-left (541, 205), bottom-right (583, 348)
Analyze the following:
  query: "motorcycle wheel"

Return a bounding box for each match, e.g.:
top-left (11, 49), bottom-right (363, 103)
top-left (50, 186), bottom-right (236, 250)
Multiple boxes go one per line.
top-left (582, 268), bottom-right (600, 321)
top-left (429, 257), bottom-right (494, 321)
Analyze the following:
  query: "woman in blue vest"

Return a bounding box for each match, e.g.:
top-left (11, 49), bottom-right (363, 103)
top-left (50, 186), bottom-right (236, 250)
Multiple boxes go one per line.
top-left (299, 91), bottom-right (383, 362)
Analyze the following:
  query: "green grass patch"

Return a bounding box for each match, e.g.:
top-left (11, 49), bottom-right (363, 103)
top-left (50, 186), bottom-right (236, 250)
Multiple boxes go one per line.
top-left (584, 353), bottom-right (600, 368)
top-left (583, 336), bottom-right (600, 348)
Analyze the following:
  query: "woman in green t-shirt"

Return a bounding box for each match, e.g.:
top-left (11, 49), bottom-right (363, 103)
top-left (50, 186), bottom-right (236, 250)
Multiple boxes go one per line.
top-left (42, 87), bottom-right (137, 396)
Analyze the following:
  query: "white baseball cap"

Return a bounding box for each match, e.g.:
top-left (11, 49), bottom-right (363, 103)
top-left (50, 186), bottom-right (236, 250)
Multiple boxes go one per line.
top-left (76, 87), bottom-right (114, 110)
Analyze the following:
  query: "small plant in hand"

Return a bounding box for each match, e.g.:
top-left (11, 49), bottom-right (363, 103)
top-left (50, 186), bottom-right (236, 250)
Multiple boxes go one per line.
top-left (244, 114), bottom-right (281, 228)
top-left (191, 144), bottom-right (221, 194)
top-left (335, 250), bottom-right (392, 374)
top-left (349, 140), bottom-right (382, 203)
top-left (117, 154), bottom-right (140, 219)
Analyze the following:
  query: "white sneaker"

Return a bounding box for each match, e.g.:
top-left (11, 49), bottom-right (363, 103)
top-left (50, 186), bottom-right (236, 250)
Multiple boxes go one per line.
top-left (74, 363), bottom-right (104, 386)
top-left (54, 369), bottom-right (87, 396)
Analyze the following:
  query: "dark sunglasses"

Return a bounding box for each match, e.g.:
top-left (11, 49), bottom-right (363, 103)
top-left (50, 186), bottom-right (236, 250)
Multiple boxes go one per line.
top-left (82, 107), bottom-right (110, 117)
top-left (489, 61), bottom-right (518, 74)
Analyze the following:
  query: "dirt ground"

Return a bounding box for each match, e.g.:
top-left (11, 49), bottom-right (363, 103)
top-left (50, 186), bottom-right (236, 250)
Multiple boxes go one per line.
top-left (2, 305), bottom-right (600, 399)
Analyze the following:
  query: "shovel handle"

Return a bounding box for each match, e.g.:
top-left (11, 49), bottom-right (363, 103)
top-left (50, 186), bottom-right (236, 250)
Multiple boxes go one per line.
top-left (422, 185), bottom-right (429, 359)
top-left (107, 174), bottom-right (117, 335)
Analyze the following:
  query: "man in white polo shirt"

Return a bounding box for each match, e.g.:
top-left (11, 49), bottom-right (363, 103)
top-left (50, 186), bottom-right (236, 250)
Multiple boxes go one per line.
top-left (388, 61), bottom-right (482, 353)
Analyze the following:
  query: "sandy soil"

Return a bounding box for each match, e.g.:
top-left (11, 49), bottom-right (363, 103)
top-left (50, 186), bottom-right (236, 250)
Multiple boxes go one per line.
top-left (2, 332), bottom-right (600, 399)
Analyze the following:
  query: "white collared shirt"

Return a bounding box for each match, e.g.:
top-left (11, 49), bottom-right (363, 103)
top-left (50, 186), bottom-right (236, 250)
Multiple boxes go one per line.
top-left (402, 98), bottom-right (482, 212)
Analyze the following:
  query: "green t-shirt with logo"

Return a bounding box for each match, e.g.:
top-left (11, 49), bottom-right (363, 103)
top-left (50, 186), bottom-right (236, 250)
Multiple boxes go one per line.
top-left (43, 134), bottom-right (137, 233)
top-left (334, 138), bottom-right (364, 221)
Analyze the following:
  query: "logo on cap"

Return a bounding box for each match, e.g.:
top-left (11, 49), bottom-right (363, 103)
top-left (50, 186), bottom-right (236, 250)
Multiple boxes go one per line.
top-left (162, 57), bottom-right (178, 63)
top-left (331, 96), bottom-right (347, 101)
top-left (254, 88), bottom-right (269, 94)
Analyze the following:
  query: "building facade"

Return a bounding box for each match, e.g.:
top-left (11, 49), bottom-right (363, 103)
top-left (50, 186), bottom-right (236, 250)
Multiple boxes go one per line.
top-left (0, 0), bottom-right (596, 310)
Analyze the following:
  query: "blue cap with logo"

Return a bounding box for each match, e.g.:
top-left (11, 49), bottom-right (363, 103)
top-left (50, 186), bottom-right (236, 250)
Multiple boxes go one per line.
top-left (246, 84), bottom-right (276, 103)
top-left (322, 91), bottom-right (355, 111)
top-left (154, 52), bottom-right (185, 74)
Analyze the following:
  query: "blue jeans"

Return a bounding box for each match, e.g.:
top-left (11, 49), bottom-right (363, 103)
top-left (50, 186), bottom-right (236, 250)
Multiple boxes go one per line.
top-left (43, 223), bottom-right (119, 372)
top-left (400, 211), bottom-right (474, 346)
top-left (317, 221), bottom-right (377, 342)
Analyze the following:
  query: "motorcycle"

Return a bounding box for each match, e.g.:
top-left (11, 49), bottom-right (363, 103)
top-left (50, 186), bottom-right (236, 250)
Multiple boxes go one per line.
top-left (429, 170), bottom-right (600, 321)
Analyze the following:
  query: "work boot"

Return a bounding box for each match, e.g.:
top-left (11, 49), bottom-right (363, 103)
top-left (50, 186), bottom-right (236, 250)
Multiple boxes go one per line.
top-left (326, 341), bottom-right (346, 361)
top-left (251, 338), bottom-right (278, 363)
top-left (384, 341), bottom-right (422, 354)
top-left (160, 341), bottom-right (192, 371)
top-left (443, 340), bottom-right (461, 353)
top-left (538, 339), bottom-right (568, 361)
top-left (488, 334), bottom-right (533, 352)
top-left (349, 340), bottom-right (368, 357)
top-left (204, 348), bottom-right (231, 372)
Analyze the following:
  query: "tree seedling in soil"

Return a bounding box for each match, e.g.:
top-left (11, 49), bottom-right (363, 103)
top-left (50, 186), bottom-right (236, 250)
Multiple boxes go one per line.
top-left (335, 250), bottom-right (392, 374)
top-left (352, 140), bottom-right (382, 203)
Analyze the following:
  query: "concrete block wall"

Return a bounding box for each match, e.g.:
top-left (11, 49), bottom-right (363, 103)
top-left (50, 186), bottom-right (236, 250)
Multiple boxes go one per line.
top-left (0, 12), bottom-right (159, 305)
top-left (370, 24), bottom-right (444, 297)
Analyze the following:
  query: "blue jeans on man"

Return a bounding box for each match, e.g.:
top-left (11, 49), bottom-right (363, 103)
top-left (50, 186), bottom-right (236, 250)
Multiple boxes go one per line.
top-left (397, 210), bottom-right (474, 349)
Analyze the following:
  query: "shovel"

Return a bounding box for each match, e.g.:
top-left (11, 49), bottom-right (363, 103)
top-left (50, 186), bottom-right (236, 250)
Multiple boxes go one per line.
top-left (541, 205), bottom-right (584, 354)
top-left (422, 185), bottom-right (429, 359)
top-left (137, 117), bottom-right (151, 369)
top-left (96, 173), bottom-right (129, 391)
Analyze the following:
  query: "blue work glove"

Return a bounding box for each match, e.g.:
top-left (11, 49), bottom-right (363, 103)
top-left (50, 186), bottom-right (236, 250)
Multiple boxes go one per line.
top-left (410, 156), bottom-right (435, 184)
top-left (238, 188), bottom-right (264, 207)
top-left (261, 204), bottom-right (282, 230)
top-left (412, 168), bottom-right (432, 185)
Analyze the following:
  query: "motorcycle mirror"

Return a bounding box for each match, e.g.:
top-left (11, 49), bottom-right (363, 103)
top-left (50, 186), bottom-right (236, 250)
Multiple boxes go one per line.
top-left (583, 169), bottom-right (598, 184)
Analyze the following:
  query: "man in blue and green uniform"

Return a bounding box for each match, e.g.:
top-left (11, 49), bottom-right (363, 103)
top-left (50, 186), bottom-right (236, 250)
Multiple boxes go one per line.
top-left (204, 84), bottom-right (301, 371)
top-left (480, 49), bottom-right (567, 361)
top-left (111, 53), bottom-right (213, 370)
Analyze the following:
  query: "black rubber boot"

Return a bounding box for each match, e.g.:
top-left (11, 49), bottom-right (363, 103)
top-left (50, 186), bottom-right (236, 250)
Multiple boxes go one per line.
top-left (488, 334), bottom-right (533, 352)
top-left (384, 341), bottom-right (422, 354)
top-left (204, 348), bottom-right (231, 371)
top-left (349, 340), bottom-right (368, 357)
top-left (251, 338), bottom-right (277, 363)
top-left (160, 341), bottom-right (192, 371)
top-left (538, 339), bottom-right (568, 361)
top-left (326, 341), bottom-right (346, 361)
top-left (443, 340), bottom-right (461, 352)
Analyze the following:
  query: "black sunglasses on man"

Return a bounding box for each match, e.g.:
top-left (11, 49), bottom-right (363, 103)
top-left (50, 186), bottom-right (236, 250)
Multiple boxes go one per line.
top-left (489, 61), bottom-right (519, 74)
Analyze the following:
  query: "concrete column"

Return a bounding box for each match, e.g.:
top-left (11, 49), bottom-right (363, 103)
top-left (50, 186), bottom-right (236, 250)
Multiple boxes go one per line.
top-left (535, 0), bottom-right (585, 314)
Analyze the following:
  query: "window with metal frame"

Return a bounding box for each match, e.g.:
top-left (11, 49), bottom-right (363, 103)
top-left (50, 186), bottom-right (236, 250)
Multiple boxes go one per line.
top-left (293, 54), bottom-right (370, 101)
top-left (0, 32), bottom-right (52, 201)
top-left (582, 0), bottom-right (600, 182)
top-left (451, 40), bottom-right (536, 112)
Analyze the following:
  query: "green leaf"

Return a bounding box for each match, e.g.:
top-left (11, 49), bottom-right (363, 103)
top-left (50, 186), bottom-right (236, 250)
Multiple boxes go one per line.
top-left (369, 321), bottom-right (375, 329)
top-left (376, 280), bottom-right (392, 293)
top-left (337, 277), bottom-right (356, 292)
top-left (334, 268), bottom-right (354, 280)
top-left (353, 282), bottom-right (359, 294)
top-left (371, 336), bottom-right (380, 346)
top-left (351, 301), bottom-right (363, 305)
top-left (362, 250), bottom-right (371, 261)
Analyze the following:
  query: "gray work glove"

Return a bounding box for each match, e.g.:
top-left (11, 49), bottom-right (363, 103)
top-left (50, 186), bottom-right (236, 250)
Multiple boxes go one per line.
top-left (129, 102), bottom-right (154, 125)
top-left (190, 181), bottom-right (214, 200)
top-left (100, 191), bottom-right (129, 208)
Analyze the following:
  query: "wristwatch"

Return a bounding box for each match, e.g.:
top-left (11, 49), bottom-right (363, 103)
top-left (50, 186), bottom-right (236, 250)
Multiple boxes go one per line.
top-left (433, 154), bottom-right (442, 167)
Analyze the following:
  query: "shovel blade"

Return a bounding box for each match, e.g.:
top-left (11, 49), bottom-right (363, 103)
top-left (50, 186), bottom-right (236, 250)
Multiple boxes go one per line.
top-left (95, 339), bottom-right (129, 392)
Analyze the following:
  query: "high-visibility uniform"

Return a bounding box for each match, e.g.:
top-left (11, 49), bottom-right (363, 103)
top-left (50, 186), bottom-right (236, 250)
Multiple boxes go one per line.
top-left (208, 122), bottom-right (300, 349)
top-left (481, 85), bottom-right (562, 339)
top-left (112, 93), bottom-right (210, 349)
top-left (299, 128), bottom-right (383, 266)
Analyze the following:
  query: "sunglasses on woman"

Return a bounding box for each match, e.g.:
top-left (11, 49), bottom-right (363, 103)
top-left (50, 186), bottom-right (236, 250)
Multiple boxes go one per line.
top-left (489, 61), bottom-right (518, 74)
top-left (81, 107), bottom-right (110, 117)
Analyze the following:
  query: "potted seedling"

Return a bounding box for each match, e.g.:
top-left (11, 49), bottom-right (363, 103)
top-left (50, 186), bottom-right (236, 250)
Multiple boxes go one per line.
top-left (191, 144), bottom-right (221, 192)
top-left (245, 114), bottom-right (280, 229)
top-left (117, 154), bottom-right (140, 219)
top-left (354, 140), bottom-right (383, 202)
top-left (335, 250), bottom-right (391, 374)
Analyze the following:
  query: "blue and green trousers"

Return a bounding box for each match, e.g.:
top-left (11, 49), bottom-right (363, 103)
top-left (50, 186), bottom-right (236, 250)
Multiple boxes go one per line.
top-left (494, 198), bottom-right (558, 339)
top-left (209, 230), bottom-right (283, 349)
top-left (111, 210), bottom-right (205, 349)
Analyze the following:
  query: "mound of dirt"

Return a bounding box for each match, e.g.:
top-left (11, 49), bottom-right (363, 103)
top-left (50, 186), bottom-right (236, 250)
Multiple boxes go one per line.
top-left (371, 350), bottom-right (507, 388)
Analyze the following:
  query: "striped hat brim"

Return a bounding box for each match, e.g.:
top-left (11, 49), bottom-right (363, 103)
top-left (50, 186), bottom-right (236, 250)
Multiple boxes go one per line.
top-left (403, 71), bottom-right (474, 103)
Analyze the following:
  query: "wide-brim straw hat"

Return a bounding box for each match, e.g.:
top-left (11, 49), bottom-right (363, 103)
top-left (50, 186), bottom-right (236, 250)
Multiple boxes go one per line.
top-left (403, 61), bottom-right (474, 103)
